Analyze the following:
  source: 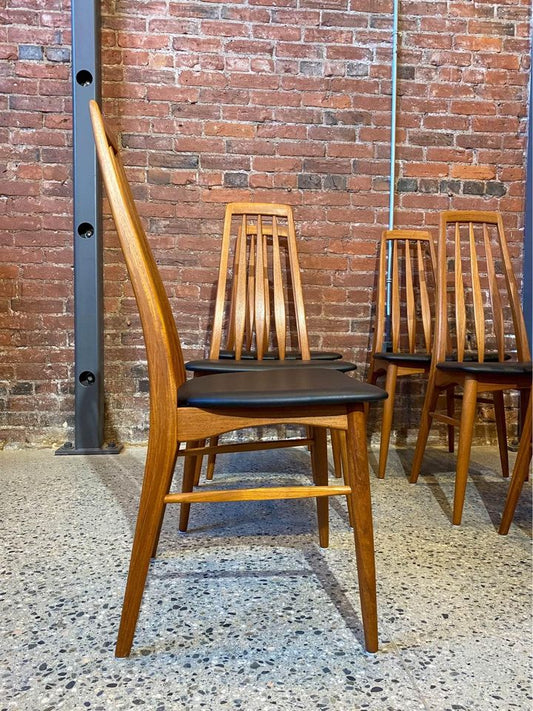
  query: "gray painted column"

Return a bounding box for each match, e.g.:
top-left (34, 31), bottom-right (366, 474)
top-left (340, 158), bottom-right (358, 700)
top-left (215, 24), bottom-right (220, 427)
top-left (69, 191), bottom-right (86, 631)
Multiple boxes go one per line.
top-left (57, 0), bottom-right (120, 455)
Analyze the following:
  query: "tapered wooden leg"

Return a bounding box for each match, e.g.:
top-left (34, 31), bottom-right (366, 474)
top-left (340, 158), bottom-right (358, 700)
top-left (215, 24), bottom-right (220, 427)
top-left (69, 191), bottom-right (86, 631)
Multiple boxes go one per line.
top-left (365, 365), bottom-right (380, 418)
top-left (410, 379), bottom-right (440, 483)
top-left (377, 365), bottom-right (397, 479)
top-left (151, 441), bottom-right (181, 558)
top-left (193, 439), bottom-right (205, 486)
top-left (452, 378), bottom-right (478, 525)
top-left (206, 435), bottom-right (219, 480)
top-left (331, 429), bottom-right (343, 478)
top-left (345, 407), bottom-right (378, 653)
top-left (115, 434), bottom-right (178, 658)
top-left (499, 398), bottom-right (532, 534)
top-left (493, 391), bottom-right (509, 478)
top-left (311, 427), bottom-right (329, 548)
top-left (519, 389), bottom-right (531, 482)
top-left (179, 442), bottom-right (200, 533)
top-left (446, 386), bottom-right (455, 453)
top-left (339, 430), bottom-right (355, 528)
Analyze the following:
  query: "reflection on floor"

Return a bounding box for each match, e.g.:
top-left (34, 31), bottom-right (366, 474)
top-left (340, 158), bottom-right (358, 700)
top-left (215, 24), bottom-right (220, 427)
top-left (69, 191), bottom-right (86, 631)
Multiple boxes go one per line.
top-left (0, 444), bottom-right (531, 711)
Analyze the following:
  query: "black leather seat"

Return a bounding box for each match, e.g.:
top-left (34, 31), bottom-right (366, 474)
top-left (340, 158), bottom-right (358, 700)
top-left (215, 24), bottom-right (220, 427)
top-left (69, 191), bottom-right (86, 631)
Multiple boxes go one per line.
top-left (186, 358), bottom-right (358, 374)
top-left (371, 352), bottom-right (431, 365)
top-left (372, 351), bottom-right (510, 366)
top-left (437, 360), bottom-right (532, 376)
top-left (179, 367), bottom-right (387, 408)
top-left (218, 349), bottom-right (343, 360)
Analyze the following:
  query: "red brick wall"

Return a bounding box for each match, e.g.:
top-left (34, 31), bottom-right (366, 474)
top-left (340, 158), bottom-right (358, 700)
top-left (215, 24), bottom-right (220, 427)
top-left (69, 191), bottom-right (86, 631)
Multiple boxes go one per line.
top-left (0, 0), bottom-right (530, 446)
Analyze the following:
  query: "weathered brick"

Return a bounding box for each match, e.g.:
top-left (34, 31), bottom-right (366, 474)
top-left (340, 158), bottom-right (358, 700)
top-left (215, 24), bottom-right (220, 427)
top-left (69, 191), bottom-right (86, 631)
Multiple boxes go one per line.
top-left (18, 44), bottom-right (43, 60)
top-left (0, 0), bottom-right (528, 446)
top-left (462, 180), bottom-right (485, 196)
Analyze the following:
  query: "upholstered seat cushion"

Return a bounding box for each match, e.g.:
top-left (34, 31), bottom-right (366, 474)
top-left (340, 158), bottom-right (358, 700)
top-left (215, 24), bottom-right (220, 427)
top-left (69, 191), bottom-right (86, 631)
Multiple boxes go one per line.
top-left (437, 360), bottom-right (532, 376)
top-left (372, 352), bottom-right (431, 365)
top-left (186, 358), bottom-right (357, 374)
top-left (218, 349), bottom-right (343, 360)
top-left (178, 367), bottom-right (386, 408)
top-left (374, 351), bottom-right (510, 365)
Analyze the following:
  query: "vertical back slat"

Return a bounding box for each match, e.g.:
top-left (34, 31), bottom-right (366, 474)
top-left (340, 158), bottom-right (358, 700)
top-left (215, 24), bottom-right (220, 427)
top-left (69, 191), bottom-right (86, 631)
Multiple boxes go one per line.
top-left (245, 230), bottom-right (255, 351)
top-left (225, 224), bottom-right (242, 352)
top-left (417, 240), bottom-right (432, 351)
top-left (454, 222), bottom-right (466, 361)
top-left (405, 240), bottom-right (416, 352)
top-left (262, 223), bottom-right (270, 352)
top-left (484, 224), bottom-right (505, 361)
top-left (391, 240), bottom-right (400, 351)
top-left (468, 222), bottom-right (485, 361)
top-left (271, 216), bottom-right (287, 358)
top-left (233, 215), bottom-right (248, 358)
top-left (209, 207), bottom-right (234, 359)
top-left (254, 215), bottom-right (266, 359)
top-left (495, 213), bottom-right (532, 361)
top-left (372, 233), bottom-right (388, 354)
top-left (285, 208), bottom-right (310, 360)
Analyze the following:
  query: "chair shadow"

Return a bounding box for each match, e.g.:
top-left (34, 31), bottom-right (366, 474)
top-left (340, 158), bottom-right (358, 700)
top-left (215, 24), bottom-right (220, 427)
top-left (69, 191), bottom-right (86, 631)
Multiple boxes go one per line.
top-left (87, 446), bottom-right (369, 652)
top-left (390, 446), bottom-right (531, 535)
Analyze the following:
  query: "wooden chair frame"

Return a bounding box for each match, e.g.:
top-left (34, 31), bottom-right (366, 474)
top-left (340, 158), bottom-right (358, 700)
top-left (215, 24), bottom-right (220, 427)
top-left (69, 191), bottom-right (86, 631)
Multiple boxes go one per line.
top-left (368, 229), bottom-right (449, 478)
top-left (410, 210), bottom-right (532, 524)
top-left (90, 100), bottom-right (385, 657)
top-left (191, 202), bottom-right (348, 483)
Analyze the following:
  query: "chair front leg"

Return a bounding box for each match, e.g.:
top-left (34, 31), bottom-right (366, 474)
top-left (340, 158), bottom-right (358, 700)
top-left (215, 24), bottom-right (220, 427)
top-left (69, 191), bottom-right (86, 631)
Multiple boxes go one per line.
top-left (206, 435), bottom-right (219, 480)
top-left (493, 391), bottom-right (509, 478)
top-left (190, 439), bottom-right (205, 486)
top-left (331, 428), bottom-right (343, 479)
top-left (345, 407), bottom-right (378, 653)
top-left (310, 426), bottom-right (329, 548)
top-left (116, 434), bottom-right (179, 658)
top-left (410, 377), bottom-right (440, 483)
top-left (499, 399), bottom-right (532, 534)
top-left (453, 377), bottom-right (478, 525)
top-left (446, 385), bottom-right (455, 453)
top-left (179, 441), bottom-right (201, 533)
top-left (377, 364), bottom-right (398, 479)
top-left (338, 430), bottom-right (355, 528)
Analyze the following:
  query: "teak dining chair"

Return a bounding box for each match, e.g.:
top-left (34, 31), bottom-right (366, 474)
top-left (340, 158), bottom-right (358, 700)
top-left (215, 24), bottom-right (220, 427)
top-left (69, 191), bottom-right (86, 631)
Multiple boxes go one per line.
top-left (89, 100), bottom-right (387, 657)
top-left (410, 210), bottom-right (532, 524)
top-left (368, 229), bottom-right (445, 478)
top-left (498, 396), bottom-right (532, 535)
top-left (185, 202), bottom-right (354, 482)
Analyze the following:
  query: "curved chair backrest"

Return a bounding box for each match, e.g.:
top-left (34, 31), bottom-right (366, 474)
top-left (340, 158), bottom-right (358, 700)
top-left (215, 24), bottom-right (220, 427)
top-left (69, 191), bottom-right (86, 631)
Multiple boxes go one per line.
top-left (209, 203), bottom-right (311, 361)
top-left (372, 229), bottom-right (437, 355)
top-left (89, 100), bottom-right (186, 412)
top-left (436, 211), bottom-right (531, 363)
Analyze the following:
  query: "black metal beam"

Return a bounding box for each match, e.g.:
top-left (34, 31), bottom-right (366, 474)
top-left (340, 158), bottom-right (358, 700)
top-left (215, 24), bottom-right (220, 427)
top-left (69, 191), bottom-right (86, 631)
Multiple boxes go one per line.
top-left (57, 0), bottom-right (120, 455)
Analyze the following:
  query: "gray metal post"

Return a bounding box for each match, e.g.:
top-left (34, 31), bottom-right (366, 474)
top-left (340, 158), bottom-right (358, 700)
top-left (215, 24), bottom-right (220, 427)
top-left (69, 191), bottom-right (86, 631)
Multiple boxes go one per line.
top-left (56, 0), bottom-right (120, 455)
top-left (384, 0), bottom-right (399, 350)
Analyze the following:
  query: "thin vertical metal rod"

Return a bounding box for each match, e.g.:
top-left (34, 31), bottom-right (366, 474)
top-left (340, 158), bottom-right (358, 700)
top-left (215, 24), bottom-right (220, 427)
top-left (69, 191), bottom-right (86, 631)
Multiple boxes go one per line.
top-left (523, 43), bottom-right (532, 350)
top-left (384, 0), bottom-right (400, 349)
top-left (57, 0), bottom-right (120, 455)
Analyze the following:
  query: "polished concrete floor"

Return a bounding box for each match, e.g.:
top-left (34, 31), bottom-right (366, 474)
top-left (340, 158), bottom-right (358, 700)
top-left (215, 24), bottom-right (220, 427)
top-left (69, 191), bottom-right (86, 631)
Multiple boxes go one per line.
top-left (0, 443), bottom-right (531, 711)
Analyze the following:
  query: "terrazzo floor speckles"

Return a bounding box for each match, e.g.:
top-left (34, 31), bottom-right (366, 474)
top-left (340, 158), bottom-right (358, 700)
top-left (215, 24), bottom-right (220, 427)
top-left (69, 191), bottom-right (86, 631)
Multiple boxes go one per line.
top-left (0, 445), bottom-right (531, 711)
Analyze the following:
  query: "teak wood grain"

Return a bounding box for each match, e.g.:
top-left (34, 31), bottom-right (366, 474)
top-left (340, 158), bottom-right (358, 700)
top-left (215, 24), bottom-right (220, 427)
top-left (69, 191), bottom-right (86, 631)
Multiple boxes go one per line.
top-left (89, 100), bottom-right (383, 658)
